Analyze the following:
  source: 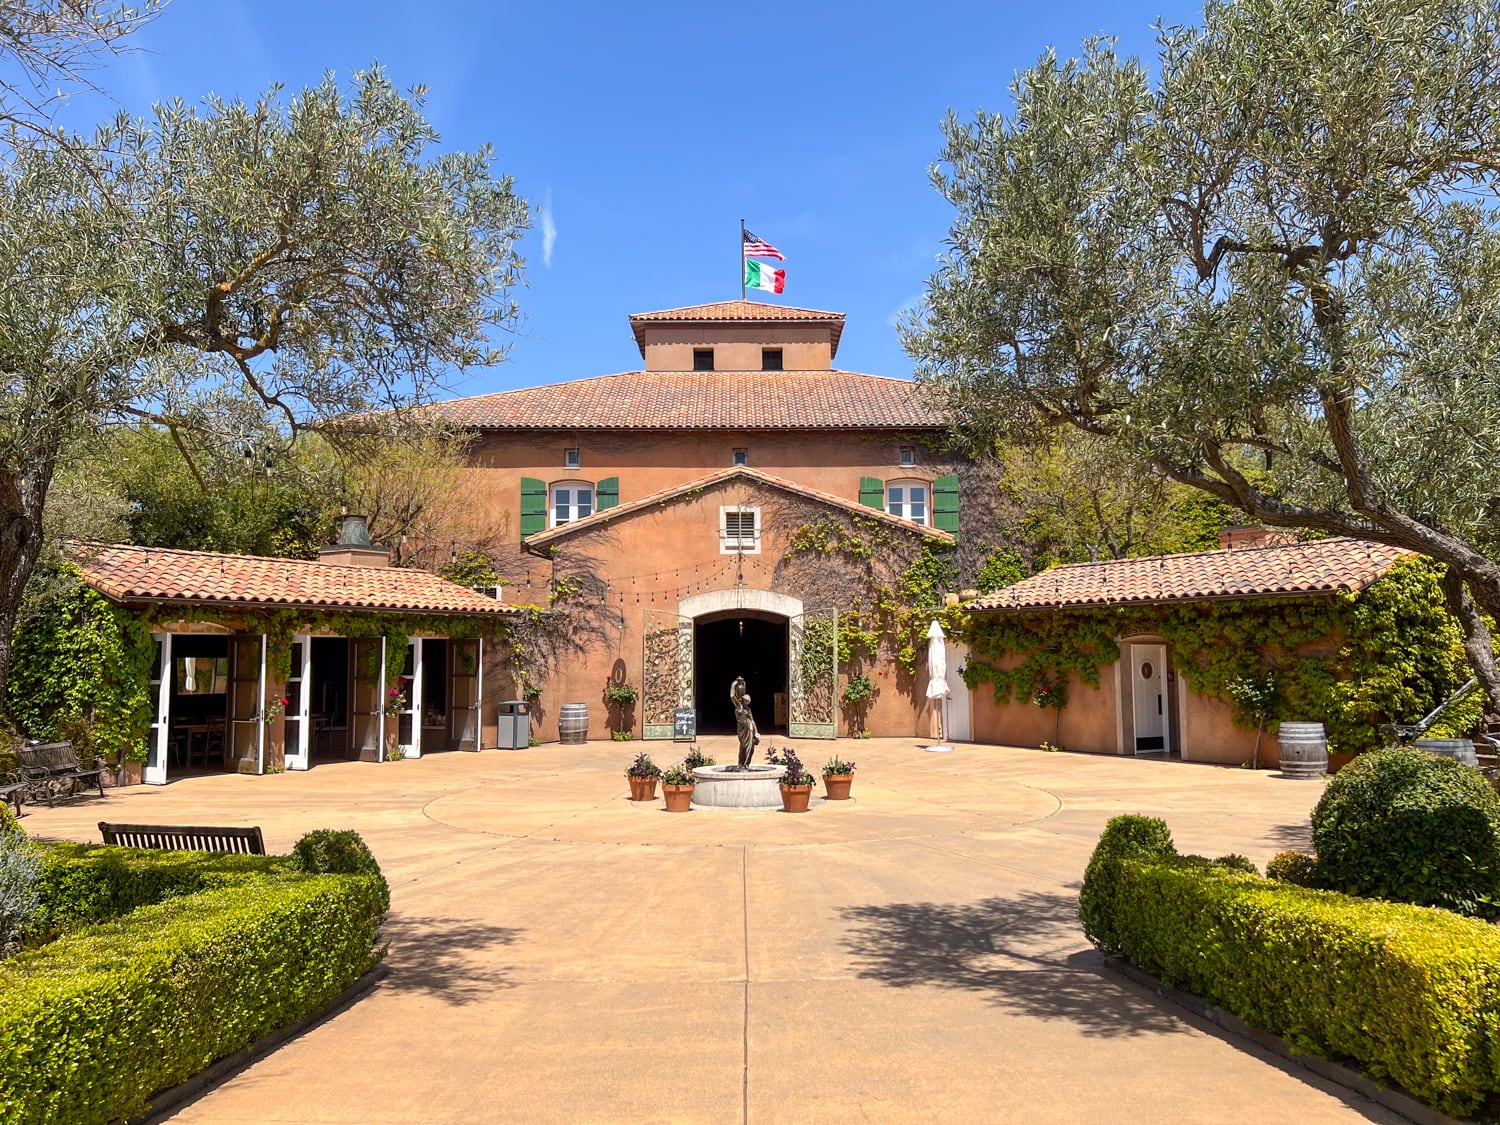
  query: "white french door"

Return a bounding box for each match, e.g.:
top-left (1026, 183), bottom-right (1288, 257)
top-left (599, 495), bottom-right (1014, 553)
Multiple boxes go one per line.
top-left (400, 638), bottom-right (423, 758)
top-left (145, 632), bottom-right (172, 785)
top-left (285, 635), bottom-right (312, 771)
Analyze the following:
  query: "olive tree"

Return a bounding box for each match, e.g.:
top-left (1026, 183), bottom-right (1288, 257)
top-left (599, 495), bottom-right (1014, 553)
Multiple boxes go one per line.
top-left (0, 68), bottom-right (527, 700)
top-left (905, 0), bottom-right (1500, 714)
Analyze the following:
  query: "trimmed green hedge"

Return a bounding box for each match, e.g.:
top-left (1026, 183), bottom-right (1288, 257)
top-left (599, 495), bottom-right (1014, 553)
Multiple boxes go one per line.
top-left (35, 842), bottom-right (286, 929)
top-left (1083, 816), bottom-right (1500, 1116)
top-left (0, 839), bottom-right (388, 1124)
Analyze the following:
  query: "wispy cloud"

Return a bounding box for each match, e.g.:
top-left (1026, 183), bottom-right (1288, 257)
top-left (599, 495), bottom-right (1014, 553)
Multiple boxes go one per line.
top-left (540, 188), bottom-right (557, 269)
top-left (887, 292), bottom-right (926, 330)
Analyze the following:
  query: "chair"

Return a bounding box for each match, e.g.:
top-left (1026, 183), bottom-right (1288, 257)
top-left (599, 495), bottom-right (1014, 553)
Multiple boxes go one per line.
top-left (202, 716), bottom-right (226, 767)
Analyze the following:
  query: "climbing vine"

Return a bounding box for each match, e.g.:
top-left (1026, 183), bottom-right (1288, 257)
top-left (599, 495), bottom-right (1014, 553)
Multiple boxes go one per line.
top-left (958, 556), bottom-right (1477, 754)
top-left (6, 569), bottom-right (156, 763)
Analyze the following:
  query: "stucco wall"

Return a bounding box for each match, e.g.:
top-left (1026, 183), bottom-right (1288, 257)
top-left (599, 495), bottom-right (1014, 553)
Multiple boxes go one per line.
top-left (969, 660), bottom-right (1121, 754)
top-left (1181, 687), bottom-right (1279, 766)
top-left (518, 476), bottom-right (940, 745)
top-left (640, 323), bottom-right (836, 371)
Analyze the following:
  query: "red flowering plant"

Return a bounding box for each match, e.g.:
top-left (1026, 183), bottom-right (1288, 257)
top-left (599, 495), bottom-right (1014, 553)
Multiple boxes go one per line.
top-left (384, 680), bottom-right (411, 716)
top-left (1030, 671), bottom-right (1067, 749)
top-left (261, 696), bottom-right (291, 725)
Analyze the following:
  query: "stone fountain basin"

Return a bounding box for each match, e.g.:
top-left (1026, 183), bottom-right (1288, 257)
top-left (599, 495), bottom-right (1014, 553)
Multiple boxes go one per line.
top-left (691, 763), bottom-right (787, 809)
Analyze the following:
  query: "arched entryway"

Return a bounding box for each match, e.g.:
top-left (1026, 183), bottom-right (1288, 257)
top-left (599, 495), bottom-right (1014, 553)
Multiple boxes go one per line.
top-left (678, 589), bottom-right (805, 737)
top-left (693, 611), bottom-right (789, 734)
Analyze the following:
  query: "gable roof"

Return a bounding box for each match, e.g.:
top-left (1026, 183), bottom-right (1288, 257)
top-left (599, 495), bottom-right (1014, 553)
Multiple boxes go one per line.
top-left (969, 538), bottom-right (1410, 612)
top-left (74, 543), bottom-right (520, 617)
top-left (629, 300), bottom-right (845, 357)
top-left (422, 369), bottom-right (943, 432)
top-left (523, 465), bottom-right (955, 548)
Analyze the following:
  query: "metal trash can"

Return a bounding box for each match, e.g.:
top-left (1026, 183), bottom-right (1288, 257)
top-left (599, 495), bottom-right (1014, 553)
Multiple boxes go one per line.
top-left (496, 700), bottom-right (531, 750)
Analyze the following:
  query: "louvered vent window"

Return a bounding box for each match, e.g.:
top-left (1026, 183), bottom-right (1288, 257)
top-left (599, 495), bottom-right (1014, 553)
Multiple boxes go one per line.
top-left (720, 506), bottom-right (761, 554)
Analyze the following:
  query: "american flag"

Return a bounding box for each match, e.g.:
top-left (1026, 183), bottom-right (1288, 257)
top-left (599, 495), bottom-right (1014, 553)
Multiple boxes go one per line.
top-left (742, 229), bottom-right (784, 261)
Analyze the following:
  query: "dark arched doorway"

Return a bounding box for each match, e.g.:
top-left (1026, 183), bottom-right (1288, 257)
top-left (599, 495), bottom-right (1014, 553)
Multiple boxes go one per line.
top-left (693, 612), bottom-right (788, 735)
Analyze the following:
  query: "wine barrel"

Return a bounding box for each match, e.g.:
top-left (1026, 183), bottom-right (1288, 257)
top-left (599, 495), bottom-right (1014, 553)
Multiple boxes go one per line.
top-left (559, 703), bottom-right (589, 745)
top-left (1414, 738), bottom-right (1479, 768)
top-left (1277, 722), bottom-right (1328, 780)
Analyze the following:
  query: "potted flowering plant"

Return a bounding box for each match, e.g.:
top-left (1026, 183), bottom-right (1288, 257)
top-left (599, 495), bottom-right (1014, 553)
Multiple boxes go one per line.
top-left (660, 762), bottom-right (695, 812)
top-left (683, 747), bottom-right (715, 770)
top-left (821, 755), bottom-right (856, 800)
top-left (767, 746), bottom-right (815, 813)
top-left (603, 680), bottom-right (639, 739)
top-left (625, 751), bottom-right (662, 801)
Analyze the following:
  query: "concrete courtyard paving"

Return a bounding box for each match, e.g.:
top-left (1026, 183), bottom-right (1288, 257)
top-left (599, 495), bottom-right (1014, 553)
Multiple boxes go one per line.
top-left (25, 738), bottom-right (1400, 1124)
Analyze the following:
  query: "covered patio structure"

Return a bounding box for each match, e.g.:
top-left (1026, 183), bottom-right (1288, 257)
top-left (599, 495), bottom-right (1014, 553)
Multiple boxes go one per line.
top-left (76, 542), bottom-right (520, 782)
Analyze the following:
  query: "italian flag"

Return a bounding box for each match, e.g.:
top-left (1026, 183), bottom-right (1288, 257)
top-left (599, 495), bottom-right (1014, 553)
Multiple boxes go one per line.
top-left (744, 259), bottom-right (785, 293)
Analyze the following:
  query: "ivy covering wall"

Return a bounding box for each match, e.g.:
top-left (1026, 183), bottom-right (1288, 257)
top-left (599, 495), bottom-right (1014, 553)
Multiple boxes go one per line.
top-left (6, 575), bottom-right (156, 763)
top-left (960, 557), bottom-right (1479, 753)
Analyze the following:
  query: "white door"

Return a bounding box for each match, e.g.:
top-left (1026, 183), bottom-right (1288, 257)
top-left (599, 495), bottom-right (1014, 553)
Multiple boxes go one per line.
top-left (401, 638), bottom-right (423, 758)
top-left (1132, 643), bottom-right (1168, 753)
top-left (145, 632), bottom-right (172, 785)
top-left (943, 641), bottom-right (972, 742)
top-left (285, 635), bottom-right (311, 771)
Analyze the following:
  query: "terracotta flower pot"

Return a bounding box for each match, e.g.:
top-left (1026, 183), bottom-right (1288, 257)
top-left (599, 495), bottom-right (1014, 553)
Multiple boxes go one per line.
top-left (118, 761), bottom-right (143, 787)
top-left (822, 773), bottom-right (853, 800)
top-left (780, 783), bottom-right (813, 813)
top-left (628, 775), bottom-right (659, 801)
top-left (663, 783), bottom-right (694, 812)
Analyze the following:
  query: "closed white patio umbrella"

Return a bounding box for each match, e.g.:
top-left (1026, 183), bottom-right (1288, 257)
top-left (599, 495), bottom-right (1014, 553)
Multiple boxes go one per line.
top-left (925, 619), bottom-right (953, 753)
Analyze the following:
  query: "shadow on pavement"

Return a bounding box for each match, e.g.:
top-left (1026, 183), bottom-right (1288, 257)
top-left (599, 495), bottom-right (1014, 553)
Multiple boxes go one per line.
top-left (1265, 821), bottom-right (1315, 853)
top-left (379, 914), bottom-right (524, 1005)
top-left (838, 891), bottom-right (1184, 1037)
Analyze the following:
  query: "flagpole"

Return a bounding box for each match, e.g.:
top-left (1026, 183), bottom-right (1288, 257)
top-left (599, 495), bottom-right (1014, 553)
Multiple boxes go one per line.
top-left (739, 217), bottom-right (746, 300)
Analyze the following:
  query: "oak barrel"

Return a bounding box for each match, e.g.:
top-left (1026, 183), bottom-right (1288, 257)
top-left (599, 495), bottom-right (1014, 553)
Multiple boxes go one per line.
top-left (559, 703), bottom-right (589, 745)
top-left (1414, 738), bottom-right (1479, 768)
top-left (1277, 722), bottom-right (1328, 780)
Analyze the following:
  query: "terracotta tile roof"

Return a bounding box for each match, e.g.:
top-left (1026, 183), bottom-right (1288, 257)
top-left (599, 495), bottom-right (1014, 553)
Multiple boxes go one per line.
top-left (629, 300), bottom-right (845, 356)
top-left (74, 543), bottom-right (520, 617)
top-left (969, 538), bottom-right (1411, 612)
top-left (524, 466), bottom-right (955, 547)
top-left (423, 369), bottom-right (943, 431)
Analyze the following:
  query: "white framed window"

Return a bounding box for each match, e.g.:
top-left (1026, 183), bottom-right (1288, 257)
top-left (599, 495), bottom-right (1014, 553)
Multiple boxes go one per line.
top-left (886, 480), bottom-right (929, 526)
top-left (551, 483), bottom-right (594, 527)
top-left (564, 448), bottom-right (581, 469)
top-left (719, 505), bottom-right (761, 554)
top-left (899, 447), bottom-right (916, 467)
top-left (732, 448), bottom-right (749, 466)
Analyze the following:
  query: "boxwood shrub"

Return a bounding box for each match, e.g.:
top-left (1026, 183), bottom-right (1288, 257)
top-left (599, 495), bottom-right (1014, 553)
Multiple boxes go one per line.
top-left (1311, 746), bottom-right (1500, 917)
top-left (0, 836), bottom-right (389, 1124)
top-left (1083, 815), bottom-right (1500, 1115)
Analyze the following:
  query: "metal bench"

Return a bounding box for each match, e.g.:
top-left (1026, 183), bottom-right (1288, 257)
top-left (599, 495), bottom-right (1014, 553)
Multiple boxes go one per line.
top-left (98, 821), bottom-right (266, 855)
top-left (17, 741), bottom-right (107, 807)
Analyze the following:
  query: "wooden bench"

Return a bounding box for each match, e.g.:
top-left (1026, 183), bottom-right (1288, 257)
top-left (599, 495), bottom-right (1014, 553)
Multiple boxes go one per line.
top-left (98, 821), bottom-right (266, 855)
top-left (17, 741), bottom-right (107, 807)
top-left (0, 772), bottom-right (25, 818)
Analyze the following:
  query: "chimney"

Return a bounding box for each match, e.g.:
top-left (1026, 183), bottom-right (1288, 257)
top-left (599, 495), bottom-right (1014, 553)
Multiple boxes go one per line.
top-left (1219, 526), bottom-right (1296, 550)
top-left (318, 514), bottom-right (391, 568)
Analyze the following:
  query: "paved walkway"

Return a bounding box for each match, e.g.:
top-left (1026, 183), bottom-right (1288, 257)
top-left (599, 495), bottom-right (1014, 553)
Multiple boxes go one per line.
top-left (25, 739), bottom-right (1397, 1123)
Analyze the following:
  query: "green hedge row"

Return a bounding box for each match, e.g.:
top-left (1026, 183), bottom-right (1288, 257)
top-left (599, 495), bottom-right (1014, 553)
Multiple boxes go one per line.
top-left (0, 838), bottom-right (388, 1124)
top-left (1082, 816), bottom-right (1500, 1116)
top-left (35, 842), bottom-right (286, 929)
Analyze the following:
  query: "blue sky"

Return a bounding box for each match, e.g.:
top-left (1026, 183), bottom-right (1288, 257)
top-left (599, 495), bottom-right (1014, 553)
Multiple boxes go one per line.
top-left (60, 0), bottom-right (1199, 397)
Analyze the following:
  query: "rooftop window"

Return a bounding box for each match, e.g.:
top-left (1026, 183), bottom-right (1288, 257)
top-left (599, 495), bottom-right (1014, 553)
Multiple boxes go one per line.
top-left (761, 348), bottom-right (783, 371)
top-left (693, 348), bottom-right (715, 372)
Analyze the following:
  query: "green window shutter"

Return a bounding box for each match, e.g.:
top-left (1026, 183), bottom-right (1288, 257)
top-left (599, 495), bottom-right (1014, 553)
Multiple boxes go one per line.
top-left (596, 477), bottom-right (619, 511)
top-left (932, 474), bottom-right (960, 541)
top-left (520, 477), bottom-right (547, 540)
top-left (859, 476), bottom-right (885, 510)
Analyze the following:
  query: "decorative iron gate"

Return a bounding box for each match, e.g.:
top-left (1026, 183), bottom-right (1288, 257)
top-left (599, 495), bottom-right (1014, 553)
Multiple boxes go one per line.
top-left (642, 610), bottom-right (693, 739)
top-left (789, 608), bottom-right (837, 739)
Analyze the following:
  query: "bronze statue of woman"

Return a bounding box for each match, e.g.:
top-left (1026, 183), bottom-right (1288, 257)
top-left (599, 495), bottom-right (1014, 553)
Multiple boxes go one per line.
top-left (731, 676), bottom-right (759, 770)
